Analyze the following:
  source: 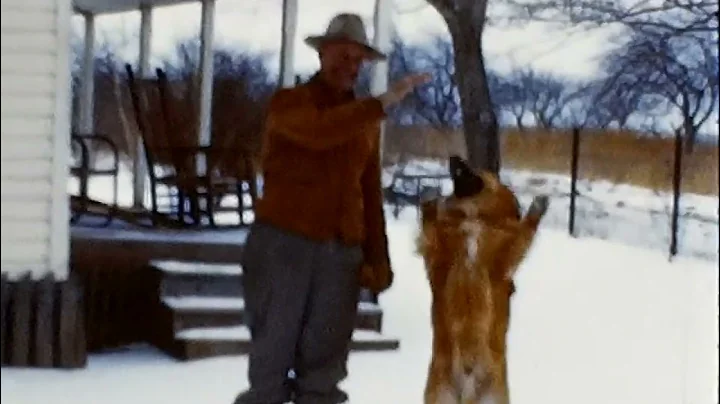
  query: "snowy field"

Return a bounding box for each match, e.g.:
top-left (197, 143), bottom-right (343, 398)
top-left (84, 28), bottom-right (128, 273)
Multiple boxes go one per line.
top-left (2, 160), bottom-right (716, 403)
top-left (65, 159), bottom-right (720, 261)
top-left (1, 211), bottom-right (718, 404)
top-left (387, 160), bottom-right (719, 262)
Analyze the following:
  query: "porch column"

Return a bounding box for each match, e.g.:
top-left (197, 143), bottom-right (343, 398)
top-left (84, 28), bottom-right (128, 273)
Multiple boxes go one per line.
top-left (371, 0), bottom-right (393, 162)
top-left (78, 12), bottom-right (95, 134)
top-left (133, 6), bottom-right (152, 208)
top-left (197, 0), bottom-right (216, 148)
top-left (278, 0), bottom-right (298, 88)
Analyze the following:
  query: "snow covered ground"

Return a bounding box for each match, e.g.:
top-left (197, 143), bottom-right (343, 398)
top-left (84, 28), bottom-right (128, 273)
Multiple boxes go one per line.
top-left (4, 160), bottom-right (713, 403)
top-left (387, 160), bottom-right (719, 262)
top-left (2, 206), bottom-right (718, 404)
top-left (68, 159), bottom-right (719, 261)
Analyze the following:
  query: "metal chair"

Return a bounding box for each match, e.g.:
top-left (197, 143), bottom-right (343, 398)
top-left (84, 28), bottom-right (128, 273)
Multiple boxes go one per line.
top-left (69, 133), bottom-right (120, 227)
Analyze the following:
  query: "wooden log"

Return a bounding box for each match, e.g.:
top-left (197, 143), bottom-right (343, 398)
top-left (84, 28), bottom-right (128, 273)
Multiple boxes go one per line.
top-left (57, 276), bottom-right (85, 368)
top-left (34, 272), bottom-right (55, 367)
top-left (1, 273), bottom-right (10, 364)
top-left (72, 276), bottom-right (87, 367)
top-left (10, 273), bottom-right (33, 366)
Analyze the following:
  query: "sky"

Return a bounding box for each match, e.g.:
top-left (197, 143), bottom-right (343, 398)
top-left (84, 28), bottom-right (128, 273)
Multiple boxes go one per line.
top-left (76, 0), bottom-right (619, 80)
top-left (71, 0), bottom-right (717, 136)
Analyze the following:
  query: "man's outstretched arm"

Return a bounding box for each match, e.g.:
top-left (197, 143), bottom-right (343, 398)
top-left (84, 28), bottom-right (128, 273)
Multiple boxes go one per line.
top-left (266, 88), bottom-right (385, 151)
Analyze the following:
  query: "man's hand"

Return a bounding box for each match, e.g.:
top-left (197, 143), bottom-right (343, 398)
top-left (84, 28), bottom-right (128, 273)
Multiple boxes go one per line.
top-left (377, 73), bottom-right (431, 108)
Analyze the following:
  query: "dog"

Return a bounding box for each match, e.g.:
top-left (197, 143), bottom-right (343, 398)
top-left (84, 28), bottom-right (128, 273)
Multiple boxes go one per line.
top-left (418, 156), bottom-right (550, 404)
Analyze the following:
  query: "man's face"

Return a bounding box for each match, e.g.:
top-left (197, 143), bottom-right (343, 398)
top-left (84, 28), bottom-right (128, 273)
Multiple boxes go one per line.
top-left (319, 40), bottom-right (372, 91)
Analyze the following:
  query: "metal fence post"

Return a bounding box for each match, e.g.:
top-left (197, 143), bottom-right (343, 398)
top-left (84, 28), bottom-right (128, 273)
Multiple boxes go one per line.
top-left (568, 127), bottom-right (581, 237)
top-left (669, 128), bottom-right (684, 259)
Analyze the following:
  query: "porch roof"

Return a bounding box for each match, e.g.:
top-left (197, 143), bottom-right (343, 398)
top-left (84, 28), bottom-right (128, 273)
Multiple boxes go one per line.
top-left (73, 0), bottom-right (195, 15)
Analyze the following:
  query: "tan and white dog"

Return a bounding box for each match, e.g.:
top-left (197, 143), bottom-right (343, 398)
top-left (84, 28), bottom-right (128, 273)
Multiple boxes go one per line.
top-left (418, 156), bottom-right (550, 404)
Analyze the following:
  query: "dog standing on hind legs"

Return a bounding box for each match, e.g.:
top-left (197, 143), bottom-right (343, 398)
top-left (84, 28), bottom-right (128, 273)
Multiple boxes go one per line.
top-left (418, 156), bottom-right (550, 404)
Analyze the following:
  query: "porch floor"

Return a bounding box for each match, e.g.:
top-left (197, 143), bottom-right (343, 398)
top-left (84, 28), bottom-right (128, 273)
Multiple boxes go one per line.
top-left (70, 214), bottom-right (399, 360)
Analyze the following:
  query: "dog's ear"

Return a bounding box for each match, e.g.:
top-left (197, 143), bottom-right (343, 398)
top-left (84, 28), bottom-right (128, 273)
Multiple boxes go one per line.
top-left (449, 155), bottom-right (484, 199)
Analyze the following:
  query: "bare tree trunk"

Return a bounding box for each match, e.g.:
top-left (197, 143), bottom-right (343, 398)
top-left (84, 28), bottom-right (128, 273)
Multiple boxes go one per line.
top-left (448, 17), bottom-right (500, 173)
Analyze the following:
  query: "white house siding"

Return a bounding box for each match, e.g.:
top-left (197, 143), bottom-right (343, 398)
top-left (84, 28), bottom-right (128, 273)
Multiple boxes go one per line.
top-left (0, 0), bottom-right (71, 280)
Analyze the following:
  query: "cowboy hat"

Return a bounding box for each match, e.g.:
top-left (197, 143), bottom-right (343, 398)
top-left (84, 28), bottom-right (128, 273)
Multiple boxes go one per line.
top-left (304, 13), bottom-right (387, 61)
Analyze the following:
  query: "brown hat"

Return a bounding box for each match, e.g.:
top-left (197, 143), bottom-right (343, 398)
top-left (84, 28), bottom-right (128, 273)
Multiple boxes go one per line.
top-left (304, 13), bottom-right (387, 61)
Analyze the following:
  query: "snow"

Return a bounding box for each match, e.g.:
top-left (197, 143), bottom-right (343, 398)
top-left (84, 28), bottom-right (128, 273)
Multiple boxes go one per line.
top-left (357, 301), bottom-right (382, 314)
top-left (152, 260), bottom-right (244, 276)
top-left (161, 297), bottom-right (379, 315)
top-left (162, 296), bottom-right (246, 311)
top-left (175, 326), bottom-right (398, 343)
top-left (176, 325), bottom-right (251, 341)
top-left (351, 330), bottom-right (400, 343)
top-left (2, 213), bottom-right (717, 404)
top-left (70, 160), bottom-right (718, 260)
top-left (4, 162), bottom-right (712, 403)
top-left (384, 160), bottom-right (719, 261)
top-left (73, 224), bottom-right (250, 245)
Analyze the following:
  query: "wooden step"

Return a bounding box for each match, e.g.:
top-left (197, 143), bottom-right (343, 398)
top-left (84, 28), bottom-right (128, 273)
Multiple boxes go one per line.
top-left (162, 296), bottom-right (246, 331)
top-left (151, 260), bottom-right (244, 297)
top-left (162, 296), bottom-right (385, 333)
top-left (165, 325), bottom-right (400, 361)
top-left (162, 296), bottom-right (383, 332)
top-left (152, 260), bottom-right (244, 277)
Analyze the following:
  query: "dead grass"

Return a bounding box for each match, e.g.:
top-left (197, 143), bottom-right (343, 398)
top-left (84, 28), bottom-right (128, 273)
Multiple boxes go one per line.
top-left (383, 126), bottom-right (719, 197)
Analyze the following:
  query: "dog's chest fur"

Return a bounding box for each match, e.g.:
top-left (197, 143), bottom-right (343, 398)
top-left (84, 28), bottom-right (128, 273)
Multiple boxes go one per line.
top-left (442, 220), bottom-right (496, 358)
top-left (421, 215), bottom-right (513, 404)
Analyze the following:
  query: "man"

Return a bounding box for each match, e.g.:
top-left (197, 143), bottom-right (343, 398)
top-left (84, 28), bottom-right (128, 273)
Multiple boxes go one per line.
top-left (234, 13), bottom-right (430, 404)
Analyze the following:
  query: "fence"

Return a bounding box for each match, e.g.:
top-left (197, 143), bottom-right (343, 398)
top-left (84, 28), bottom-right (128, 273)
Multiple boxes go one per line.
top-left (383, 172), bottom-right (448, 218)
top-left (383, 127), bottom-right (718, 261)
top-left (561, 127), bottom-right (718, 260)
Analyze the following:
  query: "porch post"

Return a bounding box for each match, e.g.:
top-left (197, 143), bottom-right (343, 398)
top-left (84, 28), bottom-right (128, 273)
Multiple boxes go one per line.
top-left (278, 0), bottom-right (298, 88)
top-left (368, 0), bottom-right (393, 304)
top-left (371, 0), bottom-right (393, 162)
top-left (78, 12), bottom-right (95, 134)
top-left (197, 0), bottom-right (216, 148)
top-left (132, 6), bottom-right (152, 208)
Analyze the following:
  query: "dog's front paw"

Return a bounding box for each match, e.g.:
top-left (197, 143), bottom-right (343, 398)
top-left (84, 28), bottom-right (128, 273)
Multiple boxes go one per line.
top-left (528, 195), bottom-right (550, 217)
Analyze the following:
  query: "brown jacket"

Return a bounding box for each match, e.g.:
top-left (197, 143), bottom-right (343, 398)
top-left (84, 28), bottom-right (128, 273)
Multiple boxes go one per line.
top-left (254, 74), bottom-right (393, 293)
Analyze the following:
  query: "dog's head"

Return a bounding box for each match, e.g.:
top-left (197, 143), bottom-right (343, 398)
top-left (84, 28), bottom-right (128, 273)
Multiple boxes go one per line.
top-left (450, 155), bottom-right (522, 221)
top-left (419, 154), bottom-right (550, 287)
top-left (422, 155), bottom-right (523, 225)
top-left (449, 155), bottom-right (486, 199)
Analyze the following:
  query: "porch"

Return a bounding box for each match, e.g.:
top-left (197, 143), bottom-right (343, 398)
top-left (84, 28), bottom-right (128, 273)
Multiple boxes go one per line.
top-left (71, 0), bottom-right (394, 209)
top-left (69, 213), bottom-right (398, 361)
top-left (66, 0), bottom-right (398, 360)
top-left (1, 0), bottom-right (399, 368)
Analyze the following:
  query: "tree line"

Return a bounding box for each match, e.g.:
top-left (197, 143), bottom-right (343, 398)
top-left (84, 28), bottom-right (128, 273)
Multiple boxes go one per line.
top-left (71, 0), bottom-right (718, 166)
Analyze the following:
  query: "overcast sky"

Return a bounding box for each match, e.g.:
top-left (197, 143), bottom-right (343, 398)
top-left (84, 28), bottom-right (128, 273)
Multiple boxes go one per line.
top-left (76, 0), bottom-right (618, 80)
top-left (73, 0), bottom-right (716, 136)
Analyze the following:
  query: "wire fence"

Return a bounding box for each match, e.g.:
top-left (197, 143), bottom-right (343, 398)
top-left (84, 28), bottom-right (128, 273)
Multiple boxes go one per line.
top-left (382, 128), bottom-right (719, 261)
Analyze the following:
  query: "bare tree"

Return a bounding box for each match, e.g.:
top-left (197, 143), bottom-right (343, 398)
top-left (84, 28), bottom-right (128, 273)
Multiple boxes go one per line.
top-left (496, 67), bottom-right (578, 129)
top-left (598, 29), bottom-right (718, 150)
top-left (355, 37), bottom-right (433, 125)
top-left (404, 37), bottom-right (462, 129)
top-left (501, 0), bottom-right (718, 138)
top-left (493, 76), bottom-right (530, 130)
top-left (425, 0), bottom-right (501, 172)
top-left (508, 0), bottom-right (718, 37)
top-left (572, 75), bottom-right (662, 130)
top-left (386, 37), bottom-right (428, 125)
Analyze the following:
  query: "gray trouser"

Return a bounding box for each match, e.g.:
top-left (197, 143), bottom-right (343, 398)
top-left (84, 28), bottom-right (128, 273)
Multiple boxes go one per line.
top-left (234, 221), bottom-right (363, 404)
